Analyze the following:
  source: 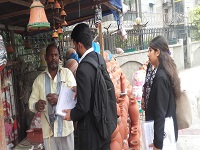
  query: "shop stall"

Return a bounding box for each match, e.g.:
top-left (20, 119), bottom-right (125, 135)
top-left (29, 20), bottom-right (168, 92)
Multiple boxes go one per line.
top-left (0, 0), bottom-right (146, 150)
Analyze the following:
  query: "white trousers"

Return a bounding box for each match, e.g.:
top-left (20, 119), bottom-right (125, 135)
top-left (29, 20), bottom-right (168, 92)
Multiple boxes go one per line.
top-left (44, 132), bottom-right (74, 150)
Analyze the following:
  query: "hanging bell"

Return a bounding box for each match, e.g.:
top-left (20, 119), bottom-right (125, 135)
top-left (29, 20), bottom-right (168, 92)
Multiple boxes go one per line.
top-left (54, 0), bottom-right (61, 9)
top-left (61, 21), bottom-right (68, 27)
top-left (57, 27), bottom-right (63, 34)
top-left (27, 0), bottom-right (50, 32)
top-left (48, 0), bottom-right (54, 4)
top-left (60, 9), bottom-right (67, 17)
top-left (52, 30), bottom-right (59, 38)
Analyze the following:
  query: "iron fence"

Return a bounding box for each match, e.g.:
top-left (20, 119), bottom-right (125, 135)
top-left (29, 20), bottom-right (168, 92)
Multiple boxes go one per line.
top-left (104, 25), bottom-right (199, 54)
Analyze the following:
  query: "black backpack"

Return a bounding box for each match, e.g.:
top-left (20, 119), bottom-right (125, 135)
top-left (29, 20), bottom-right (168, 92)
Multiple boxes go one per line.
top-left (82, 53), bottom-right (117, 139)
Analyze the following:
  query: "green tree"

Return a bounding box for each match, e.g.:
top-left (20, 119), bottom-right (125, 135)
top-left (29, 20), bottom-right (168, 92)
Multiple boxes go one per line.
top-left (190, 6), bottom-right (200, 31)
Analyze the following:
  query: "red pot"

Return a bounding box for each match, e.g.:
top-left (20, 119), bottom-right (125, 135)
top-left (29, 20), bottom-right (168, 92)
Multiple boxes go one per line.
top-left (26, 128), bottom-right (43, 144)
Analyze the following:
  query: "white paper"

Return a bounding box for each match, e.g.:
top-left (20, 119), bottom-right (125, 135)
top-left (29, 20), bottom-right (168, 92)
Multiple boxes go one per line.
top-left (141, 117), bottom-right (176, 150)
top-left (141, 120), bottom-right (154, 150)
top-left (56, 85), bottom-right (77, 116)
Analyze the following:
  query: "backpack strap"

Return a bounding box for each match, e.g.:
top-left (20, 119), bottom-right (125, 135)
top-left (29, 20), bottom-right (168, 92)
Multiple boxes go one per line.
top-left (82, 52), bottom-right (104, 69)
top-left (82, 56), bottom-right (98, 68)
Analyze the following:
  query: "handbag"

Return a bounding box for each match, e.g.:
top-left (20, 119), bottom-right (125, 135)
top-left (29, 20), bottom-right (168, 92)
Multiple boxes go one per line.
top-left (176, 90), bottom-right (192, 130)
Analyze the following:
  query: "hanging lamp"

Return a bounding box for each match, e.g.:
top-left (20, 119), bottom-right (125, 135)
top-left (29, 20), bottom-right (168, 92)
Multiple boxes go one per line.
top-left (27, 0), bottom-right (50, 32)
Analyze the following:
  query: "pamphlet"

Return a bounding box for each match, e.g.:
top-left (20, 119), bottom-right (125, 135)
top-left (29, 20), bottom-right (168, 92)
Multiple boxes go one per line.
top-left (56, 85), bottom-right (77, 116)
top-left (141, 117), bottom-right (176, 150)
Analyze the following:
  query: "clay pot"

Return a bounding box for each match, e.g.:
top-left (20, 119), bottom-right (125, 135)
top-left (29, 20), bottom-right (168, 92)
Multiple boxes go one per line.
top-left (112, 132), bottom-right (123, 149)
top-left (129, 140), bottom-right (140, 150)
top-left (111, 125), bottom-right (119, 139)
top-left (128, 95), bottom-right (139, 125)
top-left (129, 127), bottom-right (140, 149)
top-left (103, 52), bottom-right (109, 62)
top-left (127, 85), bottom-right (132, 97)
top-left (26, 128), bottom-right (43, 144)
top-left (110, 139), bottom-right (121, 150)
top-left (121, 95), bottom-right (129, 107)
top-left (121, 115), bottom-right (128, 139)
top-left (120, 73), bottom-right (126, 93)
top-left (122, 139), bottom-right (129, 150)
top-left (116, 103), bottom-right (121, 116)
top-left (106, 62), bottom-right (111, 73)
top-left (118, 120), bottom-right (125, 141)
top-left (131, 123), bottom-right (141, 136)
top-left (115, 88), bottom-right (121, 100)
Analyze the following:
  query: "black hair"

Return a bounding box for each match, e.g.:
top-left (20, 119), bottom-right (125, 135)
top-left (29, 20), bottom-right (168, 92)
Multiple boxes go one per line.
top-left (149, 36), bottom-right (181, 99)
top-left (46, 43), bottom-right (58, 55)
top-left (71, 23), bottom-right (92, 49)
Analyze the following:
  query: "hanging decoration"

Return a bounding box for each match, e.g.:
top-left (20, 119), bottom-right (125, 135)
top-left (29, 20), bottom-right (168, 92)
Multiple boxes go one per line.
top-left (57, 26), bottom-right (63, 35)
top-left (94, 4), bottom-right (102, 28)
top-left (52, 29), bottom-right (59, 39)
top-left (24, 36), bottom-right (31, 49)
top-left (5, 31), bottom-right (14, 53)
top-left (27, 0), bottom-right (50, 32)
top-left (0, 35), bottom-right (7, 72)
top-left (61, 21), bottom-right (68, 27)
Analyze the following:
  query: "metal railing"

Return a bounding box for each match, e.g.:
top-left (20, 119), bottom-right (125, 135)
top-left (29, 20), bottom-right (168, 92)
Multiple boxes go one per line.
top-left (104, 25), bottom-right (199, 54)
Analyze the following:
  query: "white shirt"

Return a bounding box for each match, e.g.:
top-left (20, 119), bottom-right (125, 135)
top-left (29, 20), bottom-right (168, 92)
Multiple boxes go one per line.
top-left (79, 47), bottom-right (94, 63)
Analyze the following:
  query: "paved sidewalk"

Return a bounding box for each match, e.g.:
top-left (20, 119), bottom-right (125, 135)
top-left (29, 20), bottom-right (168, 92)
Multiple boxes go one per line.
top-left (177, 129), bottom-right (200, 150)
top-left (177, 66), bottom-right (200, 150)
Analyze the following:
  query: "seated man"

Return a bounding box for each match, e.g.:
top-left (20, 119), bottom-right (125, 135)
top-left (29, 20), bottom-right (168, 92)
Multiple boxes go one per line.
top-left (65, 58), bottom-right (78, 77)
top-left (65, 47), bottom-right (79, 62)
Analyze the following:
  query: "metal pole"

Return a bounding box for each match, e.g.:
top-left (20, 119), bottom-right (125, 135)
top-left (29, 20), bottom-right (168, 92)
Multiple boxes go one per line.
top-left (138, 0), bottom-right (142, 19)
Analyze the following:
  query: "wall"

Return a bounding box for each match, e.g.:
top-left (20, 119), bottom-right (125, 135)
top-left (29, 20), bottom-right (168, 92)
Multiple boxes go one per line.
top-left (114, 50), bottom-right (148, 82)
top-left (187, 38), bottom-right (200, 67)
top-left (114, 40), bottom-right (184, 82)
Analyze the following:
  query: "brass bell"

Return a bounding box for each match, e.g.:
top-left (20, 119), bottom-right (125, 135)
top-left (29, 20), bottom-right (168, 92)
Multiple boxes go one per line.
top-left (48, 0), bottom-right (54, 4)
top-left (61, 21), bottom-right (68, 27)
top-left (60, 9), bottom-right (67, 17)
top-left (57, 27), bottom-right (63, 34)
top-left (27, 0), bottom-right (50, 32)
top-left (52, 31), bottom-right (59, 38)
top-left (54, 0), bottom-right (61, 9)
